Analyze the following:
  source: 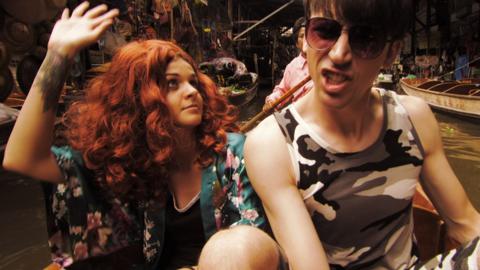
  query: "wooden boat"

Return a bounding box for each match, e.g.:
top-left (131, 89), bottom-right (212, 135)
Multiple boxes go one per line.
top-left (412, 187), bottom-right (448, 261)
top-left (400, 78), bottom-right (480, 119)
top-left (219, 73), bottom-right (259, 106)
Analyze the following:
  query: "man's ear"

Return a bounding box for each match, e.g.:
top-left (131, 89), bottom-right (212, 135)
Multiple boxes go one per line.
top-left (383, 40), bottom-right (403, 68)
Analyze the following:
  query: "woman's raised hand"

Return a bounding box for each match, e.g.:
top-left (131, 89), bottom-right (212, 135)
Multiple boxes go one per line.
top-left (48, 2), bottom-right (119, 60)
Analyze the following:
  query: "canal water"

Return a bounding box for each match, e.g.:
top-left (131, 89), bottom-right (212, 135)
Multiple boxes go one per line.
top-left (435, 112), bottom-right (480, 209)
top-left (0, 88), bottom-right (479, 269)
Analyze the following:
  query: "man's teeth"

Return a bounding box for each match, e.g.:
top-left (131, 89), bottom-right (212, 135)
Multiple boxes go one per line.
top-left (326, 73), bottom-right (347, 84)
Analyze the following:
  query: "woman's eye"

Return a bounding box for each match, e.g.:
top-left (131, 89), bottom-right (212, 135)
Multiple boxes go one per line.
top-left (190, 80), bottom-right (199, 88)
top-left (167, 79), bottom-right (178, 89)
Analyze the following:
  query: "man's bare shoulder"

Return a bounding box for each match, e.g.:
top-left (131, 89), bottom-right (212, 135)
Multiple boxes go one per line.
top-left (246, 115), bottom-right (285, 146)
top-left (245, 115), bottom-right (296, 188)
top-left (245, 114), bottom-right (292, 165)
top-left (397, 93), bottom-right (440, 154)
top-left (397, 94), bottom-right (431, 118)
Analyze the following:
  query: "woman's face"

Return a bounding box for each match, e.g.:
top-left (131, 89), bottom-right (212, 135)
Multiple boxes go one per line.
top-left (164, 57), bottom-right (204, 129)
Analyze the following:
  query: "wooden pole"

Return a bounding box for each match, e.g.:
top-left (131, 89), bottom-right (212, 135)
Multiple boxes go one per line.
top-left (233, 0), bottom-right (295, 41)
top-left (227, 0), bottom-right (233, 39)
top-left (272, 30), bottom-right (277, 86)
top-left (170, 10), bottom-right (174, 40)
top-left (239, 75), bottom-right (311, 133)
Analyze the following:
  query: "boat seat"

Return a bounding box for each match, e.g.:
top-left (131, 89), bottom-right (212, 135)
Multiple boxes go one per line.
top-left (411, 187), bottom-right (461, 262)
top-left (429, 82), bottom-right (459, 92)
top-left (413, 206), bottom-right (445, 261)
top-left (417, 81), bottom-right (442, 89)
top-left (468, 89), bottom-right (480, 96)
top-left (445, 84), bottom-right (479, 95)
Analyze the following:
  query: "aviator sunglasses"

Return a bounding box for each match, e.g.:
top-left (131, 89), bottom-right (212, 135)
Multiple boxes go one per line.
top-left (305, 17), bottom-right (390, 59)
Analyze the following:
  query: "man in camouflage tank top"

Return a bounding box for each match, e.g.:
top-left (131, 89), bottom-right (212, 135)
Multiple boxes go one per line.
top-left (245, 0), bottom-right (480, 269)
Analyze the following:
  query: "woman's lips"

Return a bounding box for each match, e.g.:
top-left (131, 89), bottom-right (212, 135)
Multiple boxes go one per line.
top-left (183, 104), bottom-right (201, 111)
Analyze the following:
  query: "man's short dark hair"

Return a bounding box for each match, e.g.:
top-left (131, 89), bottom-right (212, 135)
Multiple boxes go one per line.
top-left (303, 0), bottom-right (412, 41)
top-left (292, 17), bottom-right (306, 43)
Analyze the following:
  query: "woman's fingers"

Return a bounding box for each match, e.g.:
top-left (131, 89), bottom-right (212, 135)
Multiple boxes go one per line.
top-left (84, 3), bottom-right (108, 19)
top-left (91, 19), bottom-right (114, 37)
top-left (91, 9), bottom-right (119, 28)
top-left (61, 8), bottom-right (70, 20)
top-left (71, 1), bottom-right (90, 17)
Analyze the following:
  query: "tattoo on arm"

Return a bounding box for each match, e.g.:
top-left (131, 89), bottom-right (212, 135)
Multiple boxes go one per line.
top-left (31, 50), bottom-right (71, 112)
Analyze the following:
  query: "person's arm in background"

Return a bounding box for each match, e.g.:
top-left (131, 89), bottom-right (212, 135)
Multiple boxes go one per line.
top-left (401, 95), bottom-right (480, 246)
top-left (263, 63), bottom-right (293, 110)
top-left (3, 2), bottom-right (118, 183)
top-left (245, 116), bottom-right (330, 270)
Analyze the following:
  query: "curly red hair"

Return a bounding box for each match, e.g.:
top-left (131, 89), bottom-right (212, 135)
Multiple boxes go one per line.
top-left (63, 40), bottom-right (237, 200)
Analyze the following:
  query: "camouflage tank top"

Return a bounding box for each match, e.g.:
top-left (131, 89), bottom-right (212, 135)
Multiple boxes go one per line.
top-left (274, 89), bottom-right (424, 269)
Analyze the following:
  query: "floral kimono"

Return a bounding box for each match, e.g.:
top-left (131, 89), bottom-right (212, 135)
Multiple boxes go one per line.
top-left (43, 133), bottom-right (266, 270)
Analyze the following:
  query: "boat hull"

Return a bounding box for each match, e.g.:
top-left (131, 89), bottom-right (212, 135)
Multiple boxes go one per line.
top-left (227, 81), bottom-right (258, 106)
top-left (400, 78), bottom-right (480, 119)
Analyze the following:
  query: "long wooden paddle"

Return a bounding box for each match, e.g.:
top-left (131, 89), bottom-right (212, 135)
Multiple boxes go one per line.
top-left (239, 75), bottom-right (311, 133)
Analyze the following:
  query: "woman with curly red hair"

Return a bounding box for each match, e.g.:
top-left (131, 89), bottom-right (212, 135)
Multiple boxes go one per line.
top-left (3, 2), bottom-right (266, 269)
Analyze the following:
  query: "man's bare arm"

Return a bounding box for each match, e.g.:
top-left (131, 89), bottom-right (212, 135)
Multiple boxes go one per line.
top-left (245, 116), bottom-right (330, 270)
top-left (401, 95), bottom-right (480, 244)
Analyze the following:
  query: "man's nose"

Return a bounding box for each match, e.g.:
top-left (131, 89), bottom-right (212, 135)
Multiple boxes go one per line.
top-left (328, 30), bottom-right (353, 65)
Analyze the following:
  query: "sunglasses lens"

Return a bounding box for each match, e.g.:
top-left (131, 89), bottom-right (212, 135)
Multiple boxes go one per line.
top-left (306, 18), bottom-right (387, 59)
top-left (349, 26), bottom-right (386, 59)
top-left (306, 18), bottom-right (341, 50)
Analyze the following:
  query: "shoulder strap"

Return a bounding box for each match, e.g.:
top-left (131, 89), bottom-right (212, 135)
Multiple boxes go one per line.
top-left (273, 108), bottom-right (297, 145)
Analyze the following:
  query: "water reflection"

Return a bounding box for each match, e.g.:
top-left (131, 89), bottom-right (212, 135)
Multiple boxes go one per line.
top-left (435, 112), bottom-right (480, 210)
top-left (438, 116), bottom-right (480, 164)
top-left (0, 170), bottom-right (49, 270)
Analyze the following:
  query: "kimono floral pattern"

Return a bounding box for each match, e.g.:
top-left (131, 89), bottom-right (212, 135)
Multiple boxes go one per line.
top-left (217, 148), bottom-right (261, 228)
top-left (45, 146), bottom-right (142, 269)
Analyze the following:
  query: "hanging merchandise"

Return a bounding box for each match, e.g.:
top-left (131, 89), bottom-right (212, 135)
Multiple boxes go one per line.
top-left (16, 54), bottom-right (43, 96)
top-left (0, 68), bottom-right (14, 102)
top-left (194, 0), bottom-right (208, 6)
top-left (180, 0), bottom-right (198, 36)
top-left (158, 0), bottom-right (179, 12)
top-left (152, 0), bottom-right (170, 25)
top-left (144, 26), bottom-right (158, 39)
top-left (199, 18), bottom-right (215, 59)
top-left (101, 29), bottom-right (128, 56)
top-left (116, 20), bottom-right (134, 40)
top-left (1, 16), bottom-right (37, 54)
top-left (174, 0), bottom-right (199, 51)
top-left (0, 0), bottom-right (66, 24)
top-left (15, 46), bottom-right (47, 96)
top-left (109, 0), bottom-right (129, 15)
top-left (0, 42), bottom-right (11, 70)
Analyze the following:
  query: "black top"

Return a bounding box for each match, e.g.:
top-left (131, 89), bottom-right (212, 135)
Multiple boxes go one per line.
top-left (158, 194), bottom-right (206, 270)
